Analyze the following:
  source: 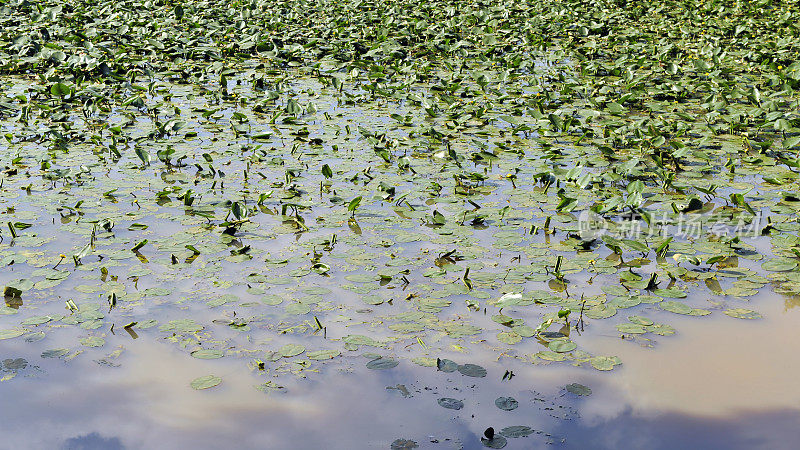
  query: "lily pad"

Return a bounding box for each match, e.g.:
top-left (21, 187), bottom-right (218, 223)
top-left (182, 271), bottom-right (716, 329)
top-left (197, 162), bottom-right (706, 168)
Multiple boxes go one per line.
top-left (457, 363), bottom-right (487, 378)
top-left (366, 357), bottom-right (399, 370)
top-left (548, 340), bottom-right (577, 353)
top-left (80, 337), bottom-right (105, 347)
top-left (436, 358), bottom-right (459, 372)
top-left (190, 375), bottom-right (222, 390)
top-left (191, 349), bottom-right (224, 359)
top-left (0, 329), bottom-right (24, 340)
top-left (279, 344), bottom-right (306, 358)
top-left (307, 349), bottom-right (341, 360)
top-left (762, 258), bottom-right (798, 272)
top-left (724, 308), bottom-right (762, 320)
top-left (500, 426), bottom-right (535, 438)
top-left (566, 383), bottom-right (592, 396)
top-left (437, 398), bottom-right (464, 410)
top-left (494, 397), bottom-right (519, 411)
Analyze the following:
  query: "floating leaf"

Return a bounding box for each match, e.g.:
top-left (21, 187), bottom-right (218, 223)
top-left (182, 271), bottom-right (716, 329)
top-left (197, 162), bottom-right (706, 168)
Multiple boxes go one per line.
top-left (437, 398), bottom-right (464, 410)
top-left (0, 329), bottom-right (24, 340)
top-left (307, 349), bottom-right (340, 360)
top-left (500, 426), bottom-right (534, 438)
top-left (590, 356), bottom-right (622, 371)
top-left (366, 357), bottom-right (399, 370)
top-left (457, 363), bottom-right (487, 378)
top-left (724, 308), bottom-right (762, 320)
top-left (762, 258), bottom-right (798, 272)
top-left (80, 336), bottom-right (105, 347)
top-left (494, 397), bottom-right (518, 411)
top-left (190, 375), bottom-right (222, 390)
top-left (191, 349), bottom-right (224, 359)
top-left (566, 383), bottom-right (592, 396)
top-left (279, 344), bottom-right (306, 358)
top-left (548, 340), bottom-right (577, 353)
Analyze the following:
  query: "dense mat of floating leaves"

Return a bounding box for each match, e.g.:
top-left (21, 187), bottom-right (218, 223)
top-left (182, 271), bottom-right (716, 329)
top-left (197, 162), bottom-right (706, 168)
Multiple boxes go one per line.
top-left (1, 0), bottom-right (799, 392)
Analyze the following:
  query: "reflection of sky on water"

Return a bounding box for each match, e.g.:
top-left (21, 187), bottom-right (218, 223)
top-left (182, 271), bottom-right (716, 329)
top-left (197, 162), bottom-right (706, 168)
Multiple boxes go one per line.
top-left (3, 290), bottom-right (800, 450)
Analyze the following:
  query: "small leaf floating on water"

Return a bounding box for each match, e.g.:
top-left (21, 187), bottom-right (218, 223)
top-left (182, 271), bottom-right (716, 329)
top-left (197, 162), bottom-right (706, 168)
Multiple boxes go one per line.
top-left (190, 375), bottom-right (222, 390)
top-left (390, 439), bottom-right (419, 450)
top-left (499, 426), bottom-right (535, 438)
top-left (457, 363), bottom-right (487, 378)
top-left (436, 358), bottom-right (458, 373)
top-left (191, 349), bottom-right (224, 360)
top-left (565, 383), bottom-right (593, 396)
top-left (494, 397), bottom-right (518, 411)
top-left (437, 398), bottom-right (464, 410)
top-left (366, 357), bottom-right (399, 370)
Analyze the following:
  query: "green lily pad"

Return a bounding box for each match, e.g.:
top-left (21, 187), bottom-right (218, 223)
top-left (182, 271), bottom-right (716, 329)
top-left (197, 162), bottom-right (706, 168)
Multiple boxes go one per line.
top-left (660, 301), bottom-right (710, 316)
top-left (279, 344), bottom-right (306, 358)
top-left (80, 336), bottom-right (105, 347)
top-left (566, 383), bottom-right (592, 396)
top-left (494, 397), bottom-right (518, 411)
top-left (191, 375), bottom-right (222, 390)
top-left (307, 349), bottom-right (341, 360)
top-left (548, 340), bottom-right (577, 353)
top-left (724, 308), bottom-right (762, 319)
top-left (500, 426), bottom-right (534, 438)
top-left (497, 331), bottom-right (522, 345)
top-left (437, 398), bottom-right (464, 410)
top-left (762, 258), bottom-right (798, 272)
top-left (366, 357), bottom-right (399, 370)
top-left (191, 349), bottom-right (224, 359)
top-left (436, 358), bottom-right (459, 372)
top-left (0, 329), bottom-right (25, 340)
top-left (457, 363), bottom-right (487, 378)
top-left (590, 356), bottom-right (621, 371)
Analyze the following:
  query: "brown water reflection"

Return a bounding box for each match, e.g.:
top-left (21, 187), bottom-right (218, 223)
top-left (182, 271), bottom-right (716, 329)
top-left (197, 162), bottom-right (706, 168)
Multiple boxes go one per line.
top-left (2, 288), bottom-right (800, 450)
top-left (579, 290), bottom-right (800, 419)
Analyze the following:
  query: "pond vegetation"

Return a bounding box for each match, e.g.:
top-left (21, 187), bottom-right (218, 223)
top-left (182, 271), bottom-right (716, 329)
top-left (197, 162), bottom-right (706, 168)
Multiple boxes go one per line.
top-left (1, 0), bottom-right (799, 447)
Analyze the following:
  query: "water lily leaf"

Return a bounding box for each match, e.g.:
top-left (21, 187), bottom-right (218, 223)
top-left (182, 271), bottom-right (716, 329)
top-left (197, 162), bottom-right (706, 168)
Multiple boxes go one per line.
top-left (653, 287), bottom-right (688, 298)
top-left (616, 323), bottom-right (648, 334)
top-left (80, 336), bottom-right (105, 347)
top-left (548, 340), bottom-right (577, 353)
top-left (457, 363), bottom-right (487, 377)
top-left (500, 426), bottom-right (534, 438)
top-left (41, 349), bottom-right (69, 358)
top-left (512, 325), bottom-right (536, 337)
top-left (437, 398), bottom-right (464, 410)
top-left (191, 349), bottom-right (224, 359)
top-left (660, 301), bottom-right (710, 316)
top-left (494, 397), bottom-right (518, 411)
top-left (0, 329), bottom-right (24, 340)
top-left (307, 349), bottom-right (340, 360)
top-left (390, 439), bottom-right (419, 450)
top-left (279, 344), bottom-right (305, 357)
top-left (50, 82), bottom-right (72, 97)
top-left (21, 316), bottom-right (52, 326)
top-left (437, 358), bottom-right (458, 372)
top-left (762, 258), bottom-right (798, 272)
top-left (191, 375), bottom-right (222, 390)
top-left (628, 316), bottom-right (654, 326)
top-left (566, 383), bottom-right (592, 396)
top-left (366, 357), bottom-right (399, 370)
top-left (497, 331), bottom-right (522, 345)
top-left (724, 308), bottom-right (762, 320)
top-left (590, 356), bottom-right (622, 371)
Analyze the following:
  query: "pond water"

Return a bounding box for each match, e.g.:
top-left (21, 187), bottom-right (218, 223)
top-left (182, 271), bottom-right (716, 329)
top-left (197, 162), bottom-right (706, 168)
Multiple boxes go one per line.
top-left (3, 1), bottom-right (800, 448)
top-left (1, 289), bottom-right (799, 449)
top-left (2, 70), bottom-right (800, 448)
